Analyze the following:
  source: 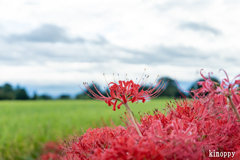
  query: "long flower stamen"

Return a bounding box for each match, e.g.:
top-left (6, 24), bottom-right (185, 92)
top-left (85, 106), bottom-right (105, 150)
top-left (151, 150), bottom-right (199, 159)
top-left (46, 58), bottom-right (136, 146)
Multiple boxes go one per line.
top-left (103, 73), bottom-right (109, 85)
top-left (113, 73), bottom-right (116, 83)
top-left (138, 68), bottom-right (146, 84)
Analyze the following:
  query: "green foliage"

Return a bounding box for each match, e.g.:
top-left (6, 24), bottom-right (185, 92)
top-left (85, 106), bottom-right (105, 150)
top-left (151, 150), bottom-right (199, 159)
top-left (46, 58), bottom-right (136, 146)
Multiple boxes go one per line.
top-left (0, 83), bottom-right (15, 100)
top-left (3, 83), bottom-right (14, 92)
top-left (15, 86), bottom-right (29, 100)
top-left (0, 83), bottom-right (30, 100)
top-left (37, 94), bottom-right (52, 100)
top-left (32, 92), bottom-right (37, 100)
top-left (0, 99), bottom-right (170, 160)
top-left (58, 94), bottom-right (71, 99)
top-left (157, 77), bottom-right (183, 98)
top-left (75, 94), bottom-right (92, 99)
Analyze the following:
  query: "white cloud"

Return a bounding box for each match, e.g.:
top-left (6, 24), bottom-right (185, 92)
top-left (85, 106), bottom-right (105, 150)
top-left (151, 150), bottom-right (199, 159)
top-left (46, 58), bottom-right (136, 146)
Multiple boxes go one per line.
top-left (0, 0), bottom-right (239, 96)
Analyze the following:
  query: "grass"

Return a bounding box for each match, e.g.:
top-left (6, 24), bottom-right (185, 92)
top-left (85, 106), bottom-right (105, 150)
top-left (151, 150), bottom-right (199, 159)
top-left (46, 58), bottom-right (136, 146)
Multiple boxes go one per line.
top-left (0, 99), bottom-right (172, 160)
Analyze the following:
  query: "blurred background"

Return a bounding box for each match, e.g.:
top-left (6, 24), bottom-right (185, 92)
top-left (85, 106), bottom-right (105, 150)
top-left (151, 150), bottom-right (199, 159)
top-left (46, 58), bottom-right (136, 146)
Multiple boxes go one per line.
top-left (0, 0), bottom-right (239, 99)
top-left (1, 1), bottom-right (240, 159)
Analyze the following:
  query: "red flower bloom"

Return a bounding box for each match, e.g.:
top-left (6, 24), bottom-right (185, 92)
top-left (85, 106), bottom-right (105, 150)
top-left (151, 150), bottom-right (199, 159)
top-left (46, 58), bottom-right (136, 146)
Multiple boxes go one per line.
top-left (219, 69), bottom-right (240, 105)
top-left (81, 77), bottom-right (166, 111)
top-left (190, 69), bottom-right (240, 121)
top-left (190, 69), bottom-right (240, 103)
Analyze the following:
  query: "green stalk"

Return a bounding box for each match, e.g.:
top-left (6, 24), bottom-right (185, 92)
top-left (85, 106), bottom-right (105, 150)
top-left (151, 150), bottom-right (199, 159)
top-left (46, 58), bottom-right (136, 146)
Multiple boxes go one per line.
top-left (227, 96), bottom-right (240, 122)
top-left (124, 103), bottom-right (143, 136)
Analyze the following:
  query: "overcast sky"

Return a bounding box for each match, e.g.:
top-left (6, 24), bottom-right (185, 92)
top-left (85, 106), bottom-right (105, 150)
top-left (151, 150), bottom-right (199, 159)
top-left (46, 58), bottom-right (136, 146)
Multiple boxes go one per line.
top-left (0, 0), bottom-right (239, 97)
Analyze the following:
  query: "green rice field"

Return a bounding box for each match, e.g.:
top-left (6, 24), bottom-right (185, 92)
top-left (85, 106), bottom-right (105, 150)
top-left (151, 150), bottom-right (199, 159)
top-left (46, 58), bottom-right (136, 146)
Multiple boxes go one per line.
top-left (0, 99), bottom-right (172, 160)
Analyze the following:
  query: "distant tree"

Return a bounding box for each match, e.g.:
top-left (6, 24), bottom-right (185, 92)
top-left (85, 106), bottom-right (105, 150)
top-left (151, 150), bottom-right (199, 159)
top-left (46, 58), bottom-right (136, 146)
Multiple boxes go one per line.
top-left (0, 88), bottom-right (4, 100)
top-left (32, 92), bottom-right (38, 100)
top-left (157, 77), bottom-right (184, 98)
top-left (3, 83), bottom-right (14, 92)
top-left (58, 94), bottom-right (71, 100)
top-left (139, 85), bottom-right (150, 92)
top-left (38, 94), bottom-right (52, 100)
top-left (75, 94), bottom-right (91, 100)
top-left (15, 86), bottom-right (29, 100)
top-left (0, 83), bottom-right (15, 100)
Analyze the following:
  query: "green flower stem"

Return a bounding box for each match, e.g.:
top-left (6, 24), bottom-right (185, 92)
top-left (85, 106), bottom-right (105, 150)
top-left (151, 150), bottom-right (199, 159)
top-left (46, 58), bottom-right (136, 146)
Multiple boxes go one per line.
top-left (227, 96), bottom-right (240, 122)
top-left (124, 102), bottom-right (143, 136)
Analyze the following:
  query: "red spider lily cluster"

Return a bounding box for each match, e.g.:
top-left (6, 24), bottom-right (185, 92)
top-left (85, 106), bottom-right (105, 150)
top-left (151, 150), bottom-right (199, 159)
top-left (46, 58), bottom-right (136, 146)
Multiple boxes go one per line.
top-left (190, 69), bottom-right (240, 121)
top-left (59, 69), bottom-right (240, 160)
top-left (192, 69), bottom-right (240, 100)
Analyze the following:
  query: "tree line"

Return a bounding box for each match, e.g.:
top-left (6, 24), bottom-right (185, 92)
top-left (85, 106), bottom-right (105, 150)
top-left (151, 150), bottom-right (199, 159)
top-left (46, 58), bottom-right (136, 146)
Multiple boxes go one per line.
top-left (0, 83), bottom-right (53, 100)
top-left (0, 77), bottom-right (219, 100)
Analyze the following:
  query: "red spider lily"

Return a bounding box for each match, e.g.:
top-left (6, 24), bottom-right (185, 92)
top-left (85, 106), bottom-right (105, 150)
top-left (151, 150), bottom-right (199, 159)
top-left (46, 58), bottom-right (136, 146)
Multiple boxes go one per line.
top-left (81, 79), bottom-right (166, 111)
top-left (80, 73), bottom-right (166, 136)
top-left (219, 69), bottom-right (240, 104)
top-left (192, 69), bottom-right (240, 121)
top-left (193, 69), bottom-right (240, 100)
top-left (198, 70), bottom-right (219, 92)
top-left (189, 69), bottom-right (220, 99)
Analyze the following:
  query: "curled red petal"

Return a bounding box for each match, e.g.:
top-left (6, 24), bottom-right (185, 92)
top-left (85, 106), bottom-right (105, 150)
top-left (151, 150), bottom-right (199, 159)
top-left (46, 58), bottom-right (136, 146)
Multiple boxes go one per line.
top-left (131, 97), bottom-right (137, 103)
top-left (122, 94), bottom-right (127, 103)
top-left (200, 69), bottom-right (207, 80)
top-left (117, 102), bottom-right (122, 109)
top-left (220, 69), bottom-right (229, 82)
top-left (107, 99), bottom-right (112, 106)
top-left (112, 100), bottom-right (117, 111)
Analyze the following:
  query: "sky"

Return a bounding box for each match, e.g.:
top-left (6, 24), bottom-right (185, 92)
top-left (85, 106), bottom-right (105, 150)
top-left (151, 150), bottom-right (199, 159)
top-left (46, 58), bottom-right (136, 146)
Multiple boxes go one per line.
top-left (0, 0), bottom-right (239, 97)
